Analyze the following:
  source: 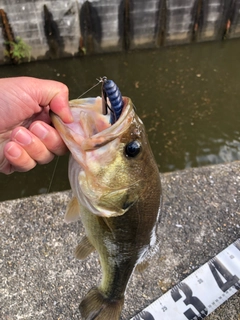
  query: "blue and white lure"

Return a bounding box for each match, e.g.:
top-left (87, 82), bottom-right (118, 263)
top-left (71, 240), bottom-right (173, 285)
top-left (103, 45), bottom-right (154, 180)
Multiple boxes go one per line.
top-left (78, 76), bottom-right (125, 125)
top-left (100, 76), bottom-right (124, 125)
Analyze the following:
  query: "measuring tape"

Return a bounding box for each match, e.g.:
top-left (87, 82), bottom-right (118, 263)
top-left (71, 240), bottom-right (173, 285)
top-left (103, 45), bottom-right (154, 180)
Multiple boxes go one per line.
top-left (131, 238), bottom-right (240, 320)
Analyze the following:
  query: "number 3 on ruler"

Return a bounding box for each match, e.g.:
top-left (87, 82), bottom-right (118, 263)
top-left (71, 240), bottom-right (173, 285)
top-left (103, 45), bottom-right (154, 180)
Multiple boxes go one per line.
top-left (171, 283), bottom-right (208, 319)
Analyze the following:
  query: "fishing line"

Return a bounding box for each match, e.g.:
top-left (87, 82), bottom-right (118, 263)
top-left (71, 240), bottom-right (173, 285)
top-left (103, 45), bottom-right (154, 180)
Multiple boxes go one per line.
top-left (77, 78), bottom-right (104, 99)
top-left (131, 238), bottom-right (240, 320)
top-left (47, 155), bottom-right (59, 194)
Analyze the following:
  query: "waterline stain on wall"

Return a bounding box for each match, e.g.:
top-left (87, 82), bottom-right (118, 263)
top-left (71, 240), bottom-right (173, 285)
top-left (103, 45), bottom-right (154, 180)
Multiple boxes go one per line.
top-left (0, 0), bottom-right (240, 64)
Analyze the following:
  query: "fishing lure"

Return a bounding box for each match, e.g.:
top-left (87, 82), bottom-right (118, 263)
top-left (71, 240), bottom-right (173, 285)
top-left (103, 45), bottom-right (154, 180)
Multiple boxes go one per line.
top-left (101, 77), bottom-right (124, 125)
top-left (77, 76), bottom-right (124, 125)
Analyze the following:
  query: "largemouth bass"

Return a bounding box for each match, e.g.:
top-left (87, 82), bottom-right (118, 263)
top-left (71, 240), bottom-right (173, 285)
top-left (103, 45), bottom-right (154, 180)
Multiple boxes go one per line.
top-left (51, 89), bottom-right (162, 319)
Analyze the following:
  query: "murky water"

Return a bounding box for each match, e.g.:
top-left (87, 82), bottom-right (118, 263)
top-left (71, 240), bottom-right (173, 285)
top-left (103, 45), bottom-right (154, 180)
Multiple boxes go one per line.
top-left (1, 39), bottom-right (240, 201)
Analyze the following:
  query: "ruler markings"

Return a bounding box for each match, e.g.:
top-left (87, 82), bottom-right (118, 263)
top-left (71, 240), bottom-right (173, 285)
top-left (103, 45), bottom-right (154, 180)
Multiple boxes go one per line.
top-left (131, 238), bottom-right (240, 320)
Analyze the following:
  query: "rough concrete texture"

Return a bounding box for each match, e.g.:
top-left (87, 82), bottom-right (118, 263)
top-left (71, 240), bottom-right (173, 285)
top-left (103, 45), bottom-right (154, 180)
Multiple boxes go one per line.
top-left (1, 161), bottom-right (240, 320)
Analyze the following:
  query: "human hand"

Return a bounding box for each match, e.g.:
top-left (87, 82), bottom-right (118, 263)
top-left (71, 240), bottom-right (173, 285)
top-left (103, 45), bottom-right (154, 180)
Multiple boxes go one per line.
top-left (0, 77), bottom-right (73, 174)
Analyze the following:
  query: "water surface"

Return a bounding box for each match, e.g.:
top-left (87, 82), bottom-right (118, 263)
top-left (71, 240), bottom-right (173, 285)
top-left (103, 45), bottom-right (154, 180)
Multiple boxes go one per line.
top-left (1, 39), bottom-right (240, 200)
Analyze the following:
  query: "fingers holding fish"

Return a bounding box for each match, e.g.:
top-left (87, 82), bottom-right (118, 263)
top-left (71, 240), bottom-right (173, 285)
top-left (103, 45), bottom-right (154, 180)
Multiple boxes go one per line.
top-left (8, 125), bottom-right (54, 165)
top-left (2, 141), bottom-right (37, 174)
top-left (29, 121), bottom-right (68, 156)
top-left (3, 141), bottom-right (37, 173)
top-left (4, 123), bottom-right (67, 172)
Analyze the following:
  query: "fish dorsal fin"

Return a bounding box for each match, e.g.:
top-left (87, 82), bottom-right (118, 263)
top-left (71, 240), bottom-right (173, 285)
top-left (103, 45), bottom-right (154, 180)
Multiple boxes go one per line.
top-left (75, 235), bottom-right (95, 260)
top-left (64, 197), bottom-right (80, 223)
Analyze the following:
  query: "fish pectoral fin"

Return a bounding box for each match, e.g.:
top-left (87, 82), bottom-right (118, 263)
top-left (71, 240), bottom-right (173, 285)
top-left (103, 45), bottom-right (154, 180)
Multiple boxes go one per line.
top-left (75, 235), bottom-right (96, 260)
top-left (64, 197), bottom-right (80, 223)
top-left (79, 287), bottom-right (124, 320)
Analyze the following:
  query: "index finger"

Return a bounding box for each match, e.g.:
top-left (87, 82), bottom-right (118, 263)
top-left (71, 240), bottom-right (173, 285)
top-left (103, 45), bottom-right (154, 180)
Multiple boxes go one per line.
top-left (24, 77), bottom-right (73, 123)
top-left (48, 86), bottom-right (74, 123)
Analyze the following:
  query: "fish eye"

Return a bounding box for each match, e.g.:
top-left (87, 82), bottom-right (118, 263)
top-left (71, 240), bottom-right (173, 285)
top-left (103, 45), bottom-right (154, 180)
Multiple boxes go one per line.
top-left (125, 141), bottom-right (141, 158)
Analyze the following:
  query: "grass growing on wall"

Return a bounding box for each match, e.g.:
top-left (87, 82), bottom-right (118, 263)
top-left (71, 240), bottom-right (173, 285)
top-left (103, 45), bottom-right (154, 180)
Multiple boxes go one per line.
top-left (4, 37), bottom-right (31, 64)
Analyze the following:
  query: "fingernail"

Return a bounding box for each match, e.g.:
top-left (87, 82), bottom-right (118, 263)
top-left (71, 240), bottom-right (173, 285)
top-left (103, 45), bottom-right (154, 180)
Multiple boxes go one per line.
top-left (5, 145), bottom-right (22, 158)
top-left (13, 129), bottom-right (32, 145)
top-left (31, 123), bottom-right (48, 139)
top-left (61, 110), bottom-right (74, 123)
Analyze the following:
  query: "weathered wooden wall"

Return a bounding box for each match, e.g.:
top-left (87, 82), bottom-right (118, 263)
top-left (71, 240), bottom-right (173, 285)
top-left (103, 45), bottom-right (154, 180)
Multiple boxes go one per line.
top-left (0, 0), bottom-right (240, 64)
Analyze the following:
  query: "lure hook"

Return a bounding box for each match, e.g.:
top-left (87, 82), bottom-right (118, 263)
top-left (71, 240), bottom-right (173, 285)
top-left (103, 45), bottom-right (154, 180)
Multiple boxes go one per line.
top-left (99, 76), bottom-right (115, 119)
top-left (97, 76), bottom-right (108, 115)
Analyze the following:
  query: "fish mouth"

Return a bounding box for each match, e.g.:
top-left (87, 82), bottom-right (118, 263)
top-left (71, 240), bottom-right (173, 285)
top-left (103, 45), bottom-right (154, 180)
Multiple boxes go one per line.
top-left (50, 96), bottom-right (134, 153)
top-left (51, 96), bottom-right (139, 218)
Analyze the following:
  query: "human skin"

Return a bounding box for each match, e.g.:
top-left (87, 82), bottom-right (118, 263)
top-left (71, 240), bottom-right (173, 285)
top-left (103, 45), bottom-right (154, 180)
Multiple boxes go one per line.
top-left (0, 77), bottom-right (73, 174)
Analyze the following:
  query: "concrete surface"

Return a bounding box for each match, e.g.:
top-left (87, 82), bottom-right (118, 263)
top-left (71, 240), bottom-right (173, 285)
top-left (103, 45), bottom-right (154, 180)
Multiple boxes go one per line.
top-left (1, 161), bottom-right (240, 320)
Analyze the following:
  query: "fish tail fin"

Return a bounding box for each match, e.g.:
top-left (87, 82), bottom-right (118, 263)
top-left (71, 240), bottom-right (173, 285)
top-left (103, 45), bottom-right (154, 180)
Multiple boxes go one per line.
top-left (79, 287), bottom-right (124, 320)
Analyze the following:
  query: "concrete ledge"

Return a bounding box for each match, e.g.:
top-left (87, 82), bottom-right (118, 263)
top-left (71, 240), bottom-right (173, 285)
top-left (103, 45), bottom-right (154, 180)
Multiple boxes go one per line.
top-left (1, 161), bottom-right (240, 319)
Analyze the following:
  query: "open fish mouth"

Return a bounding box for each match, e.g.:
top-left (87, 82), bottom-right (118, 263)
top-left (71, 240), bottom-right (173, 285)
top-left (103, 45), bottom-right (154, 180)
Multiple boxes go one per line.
top-left (51, 96), bottom-right (134, 153)
top-left (50, 96), bottom-right (138, 217)
top-left (51, 77), bottom-right (135, 153)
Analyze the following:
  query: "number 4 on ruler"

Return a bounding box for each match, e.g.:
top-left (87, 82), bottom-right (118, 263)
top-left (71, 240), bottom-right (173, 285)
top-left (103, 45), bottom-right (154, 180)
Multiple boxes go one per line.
top-left (208, 257), bottom-right (240, 292)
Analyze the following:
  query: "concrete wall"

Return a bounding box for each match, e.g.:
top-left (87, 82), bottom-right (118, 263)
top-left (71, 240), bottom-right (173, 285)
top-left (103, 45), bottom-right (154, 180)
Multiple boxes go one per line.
top-left (0, 0), bottom-right (80, 62)
top-left (0, 0), bottom-right (240, 64)
top-left (165, 0), bottom-right (240, 43)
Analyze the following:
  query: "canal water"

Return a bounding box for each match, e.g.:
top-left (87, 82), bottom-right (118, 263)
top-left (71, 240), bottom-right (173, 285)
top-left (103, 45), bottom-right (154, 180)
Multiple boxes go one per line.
top-left (1, 39), bottom-right (240, 201)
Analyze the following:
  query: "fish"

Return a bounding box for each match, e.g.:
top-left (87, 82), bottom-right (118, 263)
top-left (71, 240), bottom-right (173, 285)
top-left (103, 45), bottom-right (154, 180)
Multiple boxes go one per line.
top-left (51, 85), bottom-right (162, 320)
